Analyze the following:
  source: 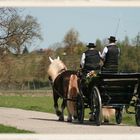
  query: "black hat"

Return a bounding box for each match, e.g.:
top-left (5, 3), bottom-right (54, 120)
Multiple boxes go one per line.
top-left (86, 43), bottom-right (96, 48)
top-left (108, 36), bottom-right (117, 42)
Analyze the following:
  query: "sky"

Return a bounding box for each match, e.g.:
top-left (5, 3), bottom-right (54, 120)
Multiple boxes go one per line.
top-left (23, 7), bottom-right (140, 50)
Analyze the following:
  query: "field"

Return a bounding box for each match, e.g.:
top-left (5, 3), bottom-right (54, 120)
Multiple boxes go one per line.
top-left (0, 92), bottom-right (136, 127)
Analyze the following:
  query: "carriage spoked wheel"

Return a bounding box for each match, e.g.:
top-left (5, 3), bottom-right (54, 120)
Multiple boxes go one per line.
top-left (135, 104), bottom-right (140, 126)
top-left (115, 107), bottom-right (123, 124)
top-left (76, 92), bottom-right (84, 123)
top-left (91, 86), bottom-right (102, 126)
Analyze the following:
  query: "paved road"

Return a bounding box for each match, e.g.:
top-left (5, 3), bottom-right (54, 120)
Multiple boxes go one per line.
top-left (0, 107), bottom-right (139, 134)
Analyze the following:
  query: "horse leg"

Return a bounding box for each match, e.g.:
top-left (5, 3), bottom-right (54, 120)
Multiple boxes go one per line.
top-left (67, 112), bottom-right (72, 122)
top-left (58, 99), bottom-right (66, 121)
top-left (53, 94), bottom-right (62, 117)
top-left (67, 100), bottom-right (72, 122)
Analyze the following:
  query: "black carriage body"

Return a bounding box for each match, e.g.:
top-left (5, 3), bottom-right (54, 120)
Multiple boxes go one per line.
top-left (79, 72), bottom-right (140, 126)
top-left (89, 73), bottom-right (140, 106)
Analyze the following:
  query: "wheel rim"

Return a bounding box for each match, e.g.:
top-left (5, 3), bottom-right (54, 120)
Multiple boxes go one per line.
top-left (92, 86), bottom-right (102, 126)
top-left (77, 93), bottom-right (84, 123)
top-left (135, 105), bottom-right (140, 126)
top-left (115, 109), bottom-right (122, 124)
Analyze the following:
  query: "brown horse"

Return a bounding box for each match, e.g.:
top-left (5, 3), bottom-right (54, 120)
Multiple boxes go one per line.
top-left (47, 56), bottom-right (79, 122)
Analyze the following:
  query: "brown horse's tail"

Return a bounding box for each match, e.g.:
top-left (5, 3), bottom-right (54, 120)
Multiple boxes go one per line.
top-left (67, 74), bottom-right (79, 117)
top-left (68, 74), bottom-right (79, 96)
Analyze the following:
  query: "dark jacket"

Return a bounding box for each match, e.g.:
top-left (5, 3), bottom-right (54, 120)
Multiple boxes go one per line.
top-left (103, 45), bottom-right (119, 72)
top-left (84, 49), bottom-right (101, 71)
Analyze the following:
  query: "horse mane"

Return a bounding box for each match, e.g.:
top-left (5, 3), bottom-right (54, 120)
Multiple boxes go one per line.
top-left (47, 58), bottom-right (67, 82)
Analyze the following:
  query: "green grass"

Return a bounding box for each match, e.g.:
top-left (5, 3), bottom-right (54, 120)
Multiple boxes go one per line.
top-left (0, 95), bottom-right (137, 126)
top-left (0, 96), bottom-right (54, 113)
top-left (0, 124), bottom-right (33, 133)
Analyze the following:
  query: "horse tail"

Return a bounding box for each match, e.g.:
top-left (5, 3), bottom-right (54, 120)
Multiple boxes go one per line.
top-left (67, 74), bottom-right (79, 117)
top-left (68, 74), bottom-right (79, 96)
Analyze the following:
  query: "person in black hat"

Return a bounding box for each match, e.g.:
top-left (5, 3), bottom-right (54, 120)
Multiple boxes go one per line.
top-left (101, 36), bottom-right (120, 73)
top-left (80, 43), bottom-right (101, 73)
top-left (80, 42), bottom-right (101, 121)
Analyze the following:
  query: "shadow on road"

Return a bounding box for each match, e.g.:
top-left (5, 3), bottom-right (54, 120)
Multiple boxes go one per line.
top-left (30, 117), bottom-right (124, 126)
top-left (30, 117), bottom-right (59, 122)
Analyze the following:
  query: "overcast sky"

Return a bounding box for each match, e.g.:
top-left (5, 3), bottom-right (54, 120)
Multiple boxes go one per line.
top-left (23, 7), bottom-right (140, 50)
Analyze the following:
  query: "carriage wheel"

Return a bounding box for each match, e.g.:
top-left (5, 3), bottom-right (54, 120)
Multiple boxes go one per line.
top-left (91, 86), bottom-right (102, 126)
top-left (135, 104), bottom-right (140, 126)
top-left (115, 108), bottom-right (123, 124)
top-left (77, 93), bottom-right (84, 123)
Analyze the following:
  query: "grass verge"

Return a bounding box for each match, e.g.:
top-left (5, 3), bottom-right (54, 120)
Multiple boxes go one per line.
top-left (0, 95), bottom-right (136, 126)
top-left (0, 124), bottom-right (33, 133)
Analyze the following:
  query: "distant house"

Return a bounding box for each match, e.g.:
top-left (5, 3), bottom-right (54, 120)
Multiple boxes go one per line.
top-left (31, 48), bottom-right (46, 54)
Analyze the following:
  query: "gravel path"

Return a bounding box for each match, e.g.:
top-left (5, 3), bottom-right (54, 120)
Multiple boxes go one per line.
top-left (0, 107), bottom-right (139, 135)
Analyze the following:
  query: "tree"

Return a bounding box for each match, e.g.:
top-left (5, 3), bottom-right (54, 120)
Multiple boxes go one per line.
top-left (0, 8), bottom-right (42, 55)
top-left (0, 8), bottom-right (17, 24)
top-left (22, 46), bottom-right (29, 54)
top-left (63, 28), bottom-right (79, 54)
top-left (37, 49), bottom-right (55, 80)
top-left (7, 15), bottom-right (42, 55)
top-left (122, 35), bottom-right (130, 47)
top-left (132, 32), bottom-right (140, 47)
top-left (0, 8), bottom-right (18, 55)
top-left (95, 39), bottom-right (102, 51)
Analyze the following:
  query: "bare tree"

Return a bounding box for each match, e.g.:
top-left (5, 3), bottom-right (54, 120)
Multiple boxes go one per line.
top-left (63, 28), bottom-right (79, 53)
top-left (0, 8), bottom-right (42, 55)
top-left (6, 15), bottom-right (42, 55)
top-left (0, 8), bottom-right (18, 55)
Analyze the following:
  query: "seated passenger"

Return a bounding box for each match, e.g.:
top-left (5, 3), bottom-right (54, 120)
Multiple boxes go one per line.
top-left (101, 36), bottom-right (120, 73)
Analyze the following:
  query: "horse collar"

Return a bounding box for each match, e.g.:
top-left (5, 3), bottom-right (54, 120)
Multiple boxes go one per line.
top-left (52, 68), bottom-right (66, 85)
top-left (58, 68), bottom-right (66, 75)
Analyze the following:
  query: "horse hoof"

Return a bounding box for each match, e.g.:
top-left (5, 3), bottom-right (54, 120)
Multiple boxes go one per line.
top-left (56, 111), bottom-right (62, 116)
top-left (73, 116), bottom-right (77, 120)
top-left (104, 119), bottom-right (109, 124)
top-left (67, 118), bottom-right (72, 122)
top-left (59, 116), bottom-right (64, 121)
top-left (89, 114), bottom-right (95, 122)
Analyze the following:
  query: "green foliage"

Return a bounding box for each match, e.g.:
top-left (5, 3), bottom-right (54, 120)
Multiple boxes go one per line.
top-left (119, 44), bottom-right (140, 72)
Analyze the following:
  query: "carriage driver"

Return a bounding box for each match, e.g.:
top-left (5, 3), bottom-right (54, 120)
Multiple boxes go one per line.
top-left (80, 43), bottom-right (101, 74)
top-left (101, 36), bottom-right (120, 73)
top-left (80, 43), bottom-right (102, 121)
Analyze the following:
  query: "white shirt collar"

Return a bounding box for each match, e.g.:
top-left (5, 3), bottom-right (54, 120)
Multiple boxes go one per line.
top-left (89, 48), bottom-right (95, 50)
top-left (108, 43), bottom-right (116, 46)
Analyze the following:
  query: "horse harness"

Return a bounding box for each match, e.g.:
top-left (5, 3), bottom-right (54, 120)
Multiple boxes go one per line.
top-left (49, 70), bottom-right (78, 102)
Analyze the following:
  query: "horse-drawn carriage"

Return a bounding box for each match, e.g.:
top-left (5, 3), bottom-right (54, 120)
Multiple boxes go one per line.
top-left (77, 71), bottom-right (140, 126)
top-left (47, 57), bottom-right (140, 126)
